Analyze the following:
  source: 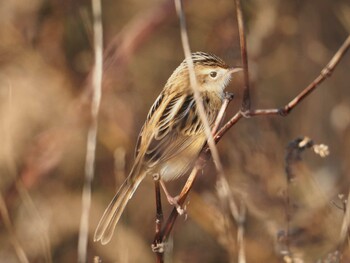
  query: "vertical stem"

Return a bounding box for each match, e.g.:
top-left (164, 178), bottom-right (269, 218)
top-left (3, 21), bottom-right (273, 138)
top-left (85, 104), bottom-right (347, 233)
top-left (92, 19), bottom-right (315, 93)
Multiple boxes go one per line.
top-left (78, 0), bottom-right (103, 262)
top-left (174, 0), bottom-right (225, 176)
top-left (285, 177), bottom-right (291, 252)
top-left (340, 191), bottom-right (350, 249)
top-left (154, 180), bottom-right (164, 263)
top-left (234, 0), bottom-right (251, 112)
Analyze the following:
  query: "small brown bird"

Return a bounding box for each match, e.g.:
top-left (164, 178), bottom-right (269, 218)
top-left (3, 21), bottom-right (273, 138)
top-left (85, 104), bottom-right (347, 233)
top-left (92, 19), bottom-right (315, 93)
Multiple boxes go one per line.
top-left (94, 52), bottom-right (241, 244)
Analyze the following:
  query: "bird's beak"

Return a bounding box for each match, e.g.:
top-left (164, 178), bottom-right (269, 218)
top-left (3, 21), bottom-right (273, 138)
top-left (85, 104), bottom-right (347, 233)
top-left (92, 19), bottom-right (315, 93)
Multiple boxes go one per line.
top-left (228, 67), bottom-right (243, 75)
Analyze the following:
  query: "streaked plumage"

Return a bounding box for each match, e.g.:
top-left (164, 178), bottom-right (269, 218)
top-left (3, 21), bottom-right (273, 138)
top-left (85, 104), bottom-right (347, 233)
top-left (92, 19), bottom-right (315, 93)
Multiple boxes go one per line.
top-left (94, 52), bottom-right (240, 244)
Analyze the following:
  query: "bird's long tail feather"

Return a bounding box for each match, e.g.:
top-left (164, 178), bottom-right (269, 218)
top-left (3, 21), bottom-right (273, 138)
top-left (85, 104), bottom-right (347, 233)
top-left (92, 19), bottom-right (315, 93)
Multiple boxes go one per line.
top-left (94, 170), bottom-right (145, 245)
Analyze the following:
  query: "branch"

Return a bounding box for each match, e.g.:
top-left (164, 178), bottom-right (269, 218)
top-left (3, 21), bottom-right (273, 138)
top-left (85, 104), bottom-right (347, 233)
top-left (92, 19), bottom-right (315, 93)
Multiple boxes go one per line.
top-left (158, 93), bottom-right (234, 243)
top-left (156, 27), bottom-right (350, 263)
top-left (280, 137), bottom-right (329, 260)
top-left (234, 0), bottom-right (251, 112)
top-left (215, 34), bottom-right (350, 141)
top-left (153, 180), bottom-right (164, 263)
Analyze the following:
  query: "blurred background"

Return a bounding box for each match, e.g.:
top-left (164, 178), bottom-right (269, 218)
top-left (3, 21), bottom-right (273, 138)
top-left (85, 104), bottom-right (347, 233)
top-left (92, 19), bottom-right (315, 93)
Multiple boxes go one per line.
top-left (0, 0), bottom-right (349, 262)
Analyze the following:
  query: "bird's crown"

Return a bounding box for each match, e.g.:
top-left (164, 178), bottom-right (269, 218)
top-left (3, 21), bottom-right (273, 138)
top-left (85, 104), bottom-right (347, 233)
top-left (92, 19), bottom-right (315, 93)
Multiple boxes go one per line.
top-left (183, 52), bottom-right (229, 69)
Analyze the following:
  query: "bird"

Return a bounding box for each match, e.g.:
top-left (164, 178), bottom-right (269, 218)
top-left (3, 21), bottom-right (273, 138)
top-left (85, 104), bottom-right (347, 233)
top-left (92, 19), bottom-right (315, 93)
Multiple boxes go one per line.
top-left (94, 52), bottom-right (241, 245)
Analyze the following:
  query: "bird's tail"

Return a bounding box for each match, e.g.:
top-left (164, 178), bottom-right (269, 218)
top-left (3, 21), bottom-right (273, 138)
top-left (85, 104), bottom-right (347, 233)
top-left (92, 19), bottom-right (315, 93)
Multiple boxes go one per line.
top-left (94, 167), bottom-right (146, 245)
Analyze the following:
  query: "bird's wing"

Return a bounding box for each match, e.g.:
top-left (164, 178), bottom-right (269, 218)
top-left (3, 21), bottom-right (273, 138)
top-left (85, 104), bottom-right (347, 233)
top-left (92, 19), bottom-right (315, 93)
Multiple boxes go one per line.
top-left (138, 92), bottom-right (210, 167)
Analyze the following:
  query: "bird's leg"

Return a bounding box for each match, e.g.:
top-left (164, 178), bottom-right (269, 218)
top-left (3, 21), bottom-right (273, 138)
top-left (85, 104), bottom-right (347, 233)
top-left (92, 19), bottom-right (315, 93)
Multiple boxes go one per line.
top-left (159, 180), bottom-right (185, 215)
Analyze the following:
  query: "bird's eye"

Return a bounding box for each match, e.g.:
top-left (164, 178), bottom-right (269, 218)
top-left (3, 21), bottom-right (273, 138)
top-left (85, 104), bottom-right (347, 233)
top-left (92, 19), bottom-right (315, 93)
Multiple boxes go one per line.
top-left (209, 71), bottom-right (217, 78)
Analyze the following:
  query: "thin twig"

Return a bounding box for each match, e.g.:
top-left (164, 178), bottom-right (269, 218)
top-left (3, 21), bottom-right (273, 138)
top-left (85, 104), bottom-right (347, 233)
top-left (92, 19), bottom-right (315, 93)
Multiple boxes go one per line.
top-left (283, 137), bottom-right (314, 255)
top-left (172, 2), bottom-right (244, 255)
top-left (156, 19), bottom-right (350, 263)
top-left (173, 7), bottom-right (245, 253)
top-left (340, 191), bottom-right (350, 249)
top-left (234, 0), bottom-right (251, 112)
top-left (237, 200), bottom-right (246, 263)
top-left (174, 0), bottom-right (225, 177)
top-left (212, 92), bottom-right (235, 135)
top-left (215, 35), bottom-right (350, 141)
top-left (159, 94), bottom-right (234, 243)
top-left (0, 193), bottom-right (29, 263)
top-left (153, 180), bottom-right (164, 263)
top-left (160, 165), bottom-right (200, 242)
top-left (77, 0), bottom-right (103, 262)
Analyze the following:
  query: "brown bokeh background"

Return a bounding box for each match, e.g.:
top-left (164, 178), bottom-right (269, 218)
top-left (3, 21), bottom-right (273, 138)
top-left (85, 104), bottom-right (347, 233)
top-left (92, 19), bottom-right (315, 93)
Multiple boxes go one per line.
top-left (0, 0), bottom-right (349, 262)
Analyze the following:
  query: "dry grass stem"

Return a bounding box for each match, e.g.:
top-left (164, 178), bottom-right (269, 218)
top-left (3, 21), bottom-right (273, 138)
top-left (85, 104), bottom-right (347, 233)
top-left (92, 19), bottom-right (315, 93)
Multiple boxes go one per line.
top-left (78, 0), bottom-right (103, 262)
top-left (174, 0), bottom-right (225, 176)
top-left (234, 0), bottom-right (251, 112)
top-left (0, 193), bottom-right (29, 263)
top-left (340, 191), bottom-right (350, 249)
top-left (172, 1), bottom-right (244, 256)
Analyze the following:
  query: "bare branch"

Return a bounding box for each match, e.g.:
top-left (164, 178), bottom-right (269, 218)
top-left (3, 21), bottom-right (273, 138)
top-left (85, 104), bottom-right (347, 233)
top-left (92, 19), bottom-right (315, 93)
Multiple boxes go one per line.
top-left (153, 179), bottom-right (164, 263)
top-left (155, 25), bottom-right (350, 263)
top-left (159, 165), bottom-right (201, 242)
top-left (158, 94), bottom-right (235, 243)
top-left (234, 0), bottom-right (251, 112)
top-left (215, 35), bottom-right (350, 141)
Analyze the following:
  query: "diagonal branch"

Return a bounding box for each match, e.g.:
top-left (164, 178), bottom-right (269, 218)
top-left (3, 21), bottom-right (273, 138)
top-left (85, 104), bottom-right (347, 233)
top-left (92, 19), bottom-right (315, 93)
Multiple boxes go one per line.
top-left (158, 93), bottom-right (235, 243)
top-left (156, 0), bottom-right (350, 257)
top-left (157, 32), bottom-right (350, 258)
top-left (215, 35), bottom-right (350, 142)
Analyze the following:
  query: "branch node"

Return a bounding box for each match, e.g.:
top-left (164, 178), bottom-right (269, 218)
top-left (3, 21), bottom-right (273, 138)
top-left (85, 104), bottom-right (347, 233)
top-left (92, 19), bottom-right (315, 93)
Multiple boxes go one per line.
top-left (175, 204), bottom-right (186, 215)
top-left (224, 92), bottom-right (235, 101)
top-left (320, 66), bottom-right (332, 78)
top-left (240, 110), bottom-right (251, 118)
top-left (278, 107), bottom-right (290, 117)
top-left (152, 173), bottom-right (161, 181)
top-left (151, 242), bottom-right (165, 253)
